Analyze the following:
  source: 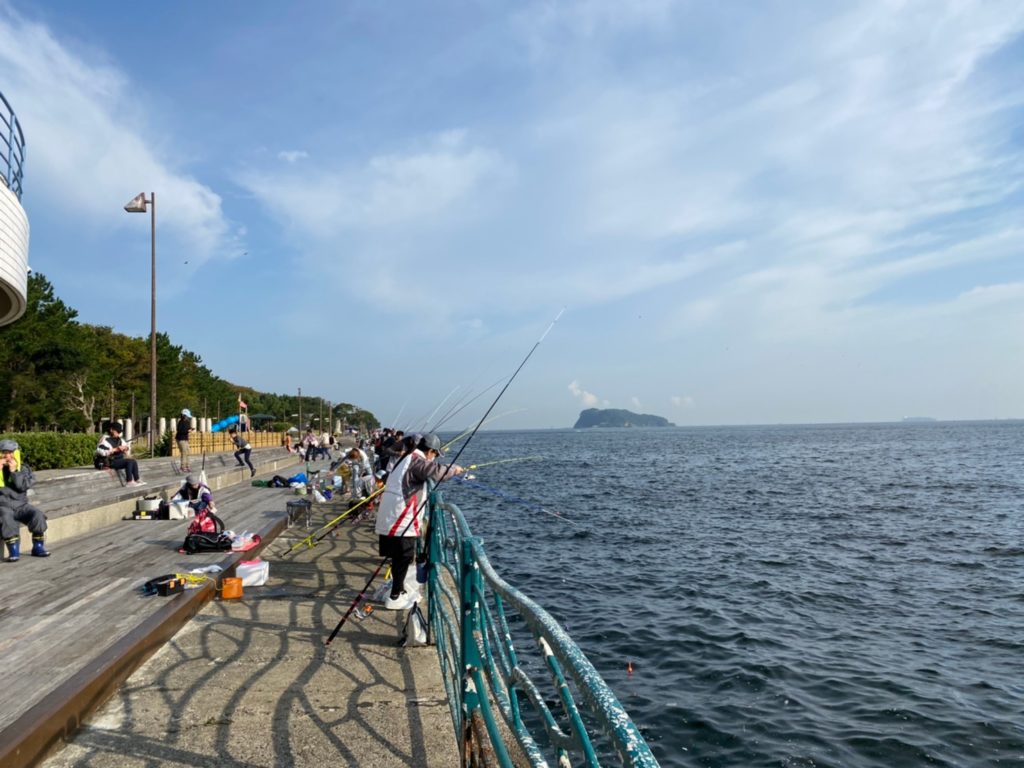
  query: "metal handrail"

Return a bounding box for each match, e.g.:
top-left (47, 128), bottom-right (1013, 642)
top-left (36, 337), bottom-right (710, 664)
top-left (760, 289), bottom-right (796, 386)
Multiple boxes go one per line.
top-left (0, 92), bottom-right (26, 200)
top-left (427, 491), bottom-right (660, 767)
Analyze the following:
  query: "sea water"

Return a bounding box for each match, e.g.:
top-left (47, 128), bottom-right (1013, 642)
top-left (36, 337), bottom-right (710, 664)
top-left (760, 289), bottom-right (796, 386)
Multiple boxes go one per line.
top-left (442, 422), bottom-right (1024, 768)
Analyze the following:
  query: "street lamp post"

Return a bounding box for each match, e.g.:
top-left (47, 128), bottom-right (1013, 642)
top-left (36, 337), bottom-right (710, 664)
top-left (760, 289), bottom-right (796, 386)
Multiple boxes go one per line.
top-left (124, 192), bottom-right (157, 453)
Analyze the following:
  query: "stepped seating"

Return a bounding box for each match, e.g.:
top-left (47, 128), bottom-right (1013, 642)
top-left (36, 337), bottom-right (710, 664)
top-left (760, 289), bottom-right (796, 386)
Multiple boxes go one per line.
top-left (0, 452), bottom-right (342, 767)
top-left (20, 448), bottom-right (304, 546)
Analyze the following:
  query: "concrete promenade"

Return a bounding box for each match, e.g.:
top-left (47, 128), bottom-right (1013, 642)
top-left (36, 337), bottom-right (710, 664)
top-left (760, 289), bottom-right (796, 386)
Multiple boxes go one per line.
top-left (38, 489), bottom-right (460, 768)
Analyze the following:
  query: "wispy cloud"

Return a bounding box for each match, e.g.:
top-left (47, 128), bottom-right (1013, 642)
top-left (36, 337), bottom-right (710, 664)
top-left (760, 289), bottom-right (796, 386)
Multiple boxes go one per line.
top-left (0, 7), bottom-right (234, 263)
top-left (277, 150), bottom-right (309, 163)
top-left (671, 395), bottom-right (695, 409)
top-left (240, 130), bottom-right (508, 237)
top-left (518, 0), bottom-right (1024, 342)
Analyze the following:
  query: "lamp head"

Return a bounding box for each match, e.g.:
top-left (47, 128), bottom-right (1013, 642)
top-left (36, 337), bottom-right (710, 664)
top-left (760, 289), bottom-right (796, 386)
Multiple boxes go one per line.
top-left (124, 192), bottom-right (148, 212)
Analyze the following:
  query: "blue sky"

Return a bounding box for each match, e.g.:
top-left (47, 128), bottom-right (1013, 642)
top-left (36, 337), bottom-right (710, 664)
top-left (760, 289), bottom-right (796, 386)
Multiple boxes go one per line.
top-left (2, 0), bottom-right (1022, 429)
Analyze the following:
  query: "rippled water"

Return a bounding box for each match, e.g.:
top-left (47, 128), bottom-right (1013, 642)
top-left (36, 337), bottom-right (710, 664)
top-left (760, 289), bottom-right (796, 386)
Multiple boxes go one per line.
top-left (440, 422), bottom-right (1024, 767)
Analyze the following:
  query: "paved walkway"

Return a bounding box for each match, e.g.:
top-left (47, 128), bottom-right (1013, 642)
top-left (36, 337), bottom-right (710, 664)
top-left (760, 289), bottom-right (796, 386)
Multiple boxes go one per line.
top-left (39, 509), bottom-right (459, 768)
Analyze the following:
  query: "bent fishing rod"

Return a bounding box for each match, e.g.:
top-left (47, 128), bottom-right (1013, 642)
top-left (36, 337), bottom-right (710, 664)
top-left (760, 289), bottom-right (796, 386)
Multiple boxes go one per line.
top-left (325, 308), bottom-right (565, 645)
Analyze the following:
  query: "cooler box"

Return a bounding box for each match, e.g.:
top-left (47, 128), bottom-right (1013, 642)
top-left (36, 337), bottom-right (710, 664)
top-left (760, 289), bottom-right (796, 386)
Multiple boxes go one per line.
top-left (236, 559), bottom-right (269, 587)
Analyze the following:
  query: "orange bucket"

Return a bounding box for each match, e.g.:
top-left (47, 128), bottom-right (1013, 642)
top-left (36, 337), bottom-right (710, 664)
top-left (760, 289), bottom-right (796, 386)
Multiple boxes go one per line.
top-left (221, 576), bottom-right (243, 600)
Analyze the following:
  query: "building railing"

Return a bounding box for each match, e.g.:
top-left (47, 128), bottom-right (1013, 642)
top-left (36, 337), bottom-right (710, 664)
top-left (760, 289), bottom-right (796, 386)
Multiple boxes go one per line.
top-left (0, 92), bottom-right (25, 200)
top-left (427, 491), bottom-right (660, 767)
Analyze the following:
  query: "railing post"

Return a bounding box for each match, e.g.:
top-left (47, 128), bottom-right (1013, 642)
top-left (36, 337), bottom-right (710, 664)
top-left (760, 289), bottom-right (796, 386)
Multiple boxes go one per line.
top-left (459, 537), bottom-right (482, 763)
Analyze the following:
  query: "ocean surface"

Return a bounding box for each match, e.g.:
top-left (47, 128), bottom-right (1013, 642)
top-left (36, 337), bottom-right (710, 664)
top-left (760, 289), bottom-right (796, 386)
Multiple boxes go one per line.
top-left (439, 422), bottom-right (1024, 768)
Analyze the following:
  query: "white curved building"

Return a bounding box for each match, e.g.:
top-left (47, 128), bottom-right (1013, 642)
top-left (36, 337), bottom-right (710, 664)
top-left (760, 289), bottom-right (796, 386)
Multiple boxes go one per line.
top-left (0, 92), bottom-right (28, 327)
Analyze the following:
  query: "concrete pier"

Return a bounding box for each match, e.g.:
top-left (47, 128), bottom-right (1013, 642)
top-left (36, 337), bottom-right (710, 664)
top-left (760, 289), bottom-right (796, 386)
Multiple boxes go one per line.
top-left (39, 507), bottom-right (459, 768)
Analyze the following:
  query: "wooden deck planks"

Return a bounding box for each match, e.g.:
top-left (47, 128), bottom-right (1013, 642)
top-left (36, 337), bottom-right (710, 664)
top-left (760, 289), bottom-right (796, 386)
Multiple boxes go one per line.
top-left (0, 478), bottom-right (304, 765)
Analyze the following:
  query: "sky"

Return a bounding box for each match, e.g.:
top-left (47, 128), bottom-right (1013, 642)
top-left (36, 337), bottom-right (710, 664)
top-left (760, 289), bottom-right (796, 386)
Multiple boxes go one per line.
top-left (1, 0), bottom-right (1022, 430)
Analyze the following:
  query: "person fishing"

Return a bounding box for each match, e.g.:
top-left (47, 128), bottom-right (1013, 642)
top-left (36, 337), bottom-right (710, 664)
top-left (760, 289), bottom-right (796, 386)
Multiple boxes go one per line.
top-left (374, 433), bottom-right (465, 610)
top-left (95, 422), bottom-right (144, 486)
top-left (0, 439), bottom-right (50, 561)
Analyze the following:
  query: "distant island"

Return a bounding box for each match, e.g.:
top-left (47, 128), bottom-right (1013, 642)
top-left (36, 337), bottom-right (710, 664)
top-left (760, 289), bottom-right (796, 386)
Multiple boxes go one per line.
top-left (573, 408), bottom-right (676, 429)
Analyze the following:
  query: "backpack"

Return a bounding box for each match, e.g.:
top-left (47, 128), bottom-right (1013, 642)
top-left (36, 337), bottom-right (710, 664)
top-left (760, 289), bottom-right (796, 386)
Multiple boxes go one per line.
top-left (181, 532), bottom-right (233, 555)
top-left (187, 508), bottom-right (224, 536)
top-left (93, 452), bottom-right (110, 470)
top-left (180, 509), bottom-right (231, 554)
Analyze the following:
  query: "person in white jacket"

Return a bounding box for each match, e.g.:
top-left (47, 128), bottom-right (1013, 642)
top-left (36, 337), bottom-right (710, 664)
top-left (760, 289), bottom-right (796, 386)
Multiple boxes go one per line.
top-left (374, 433), bottom-right (464, 610)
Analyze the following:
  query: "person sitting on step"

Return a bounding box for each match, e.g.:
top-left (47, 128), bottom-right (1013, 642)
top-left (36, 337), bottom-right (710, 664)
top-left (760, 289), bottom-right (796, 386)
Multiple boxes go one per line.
top-left (95, 422), bottom-right (144, 486)
top-left (0, 439), bottom-right (50, 561)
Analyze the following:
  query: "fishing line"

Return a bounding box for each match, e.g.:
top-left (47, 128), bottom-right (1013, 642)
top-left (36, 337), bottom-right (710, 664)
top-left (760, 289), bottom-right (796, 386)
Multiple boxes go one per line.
top-left (450, 476), bottom-right (572, 523)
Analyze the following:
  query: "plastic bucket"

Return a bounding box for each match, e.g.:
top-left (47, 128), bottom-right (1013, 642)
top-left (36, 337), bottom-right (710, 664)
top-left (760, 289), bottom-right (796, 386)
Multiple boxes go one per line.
top-left (221, 577), bottom-right (243, 600)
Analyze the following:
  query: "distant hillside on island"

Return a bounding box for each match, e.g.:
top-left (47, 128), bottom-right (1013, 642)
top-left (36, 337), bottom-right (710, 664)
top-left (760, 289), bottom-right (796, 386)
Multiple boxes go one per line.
top-left (573, 408), bottom-right (675, 429)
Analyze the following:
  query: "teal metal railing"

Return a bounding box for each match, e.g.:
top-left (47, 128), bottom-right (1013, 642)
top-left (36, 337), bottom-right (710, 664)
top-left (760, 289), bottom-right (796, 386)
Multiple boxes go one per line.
top-left (0, 92), bottom-right (26, 200)
top-left (426, 491), bottom-right (660, 767)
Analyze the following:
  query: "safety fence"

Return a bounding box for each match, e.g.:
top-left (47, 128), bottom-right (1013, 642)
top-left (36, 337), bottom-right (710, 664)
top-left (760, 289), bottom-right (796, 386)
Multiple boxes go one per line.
top-left (426, 491), bottom-right (660, 767)
top-left (0, 92), bottom-right (25, 200)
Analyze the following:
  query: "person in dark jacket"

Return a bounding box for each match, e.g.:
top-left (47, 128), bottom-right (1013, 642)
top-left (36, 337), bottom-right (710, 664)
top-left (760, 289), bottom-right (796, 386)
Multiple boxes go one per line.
top-left (0, 439), bottom-right (50, 561)
top-left (176, 408), bottom-right (193, 472)
top-left (228, 428), bottom-right (255, 477)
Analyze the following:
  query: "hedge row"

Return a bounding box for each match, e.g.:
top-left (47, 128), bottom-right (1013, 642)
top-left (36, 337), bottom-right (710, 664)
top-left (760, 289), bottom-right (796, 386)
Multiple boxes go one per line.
top-left (0, 432), bottom-right (101, 470)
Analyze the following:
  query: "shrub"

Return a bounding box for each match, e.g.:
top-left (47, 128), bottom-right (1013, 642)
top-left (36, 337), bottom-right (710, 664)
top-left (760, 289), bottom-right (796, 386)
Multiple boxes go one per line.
top-left (0, 432), bottom-right (99, 470)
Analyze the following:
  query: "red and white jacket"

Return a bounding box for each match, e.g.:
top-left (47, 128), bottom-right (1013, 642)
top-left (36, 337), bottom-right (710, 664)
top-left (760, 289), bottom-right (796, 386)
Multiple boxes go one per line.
top-left (374, 449), bottom-right (455, 538)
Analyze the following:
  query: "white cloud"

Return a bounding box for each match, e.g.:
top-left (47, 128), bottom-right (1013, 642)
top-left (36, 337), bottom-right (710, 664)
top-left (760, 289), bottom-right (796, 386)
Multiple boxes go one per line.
top-left (568, 380), bottom-right (600, 408)
top-left (0, 8), bottom-right (233, 263)
top-left (240, 130), bottom-right (508, 237)
top-left (521, 0), bottom-right (1024, 343)
top-left (277, 150), bottom-right (309, 163)
top-left (630, 396), bottom-right (641, 410)
top-left (671, 395), bottom-right (695, 409)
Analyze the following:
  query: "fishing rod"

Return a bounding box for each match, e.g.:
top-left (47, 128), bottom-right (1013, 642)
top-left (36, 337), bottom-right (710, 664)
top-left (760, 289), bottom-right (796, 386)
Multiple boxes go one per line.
top-left (465, 455), bottom-right (544, 471)
top-left (418, 385), bottom-right (461, 432)
top-left (390, 399), bottom-right (408, 431)
top-left (285, 487), bottom-right (384, 554)
top-left (429, 373), bottom-right (509, 433)
top-left (325, 557), bottom-right (390, 646)
top-left (450, 476), bottom-right (572, 522)
top-left (324, 308), bottom-right (565, 644)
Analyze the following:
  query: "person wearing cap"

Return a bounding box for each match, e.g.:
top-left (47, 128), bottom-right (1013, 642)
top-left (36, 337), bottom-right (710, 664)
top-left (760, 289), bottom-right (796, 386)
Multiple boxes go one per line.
top-left (0, 439), bottom-right (50, 561)
top-left (172, 473), bottom-right (215, 514)
top-left (375, 433), bottom-right (465, 610)
top-left (95, 422), bottom-right (144, 486)
top-left (176, 409), bottom-right (193, 472)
